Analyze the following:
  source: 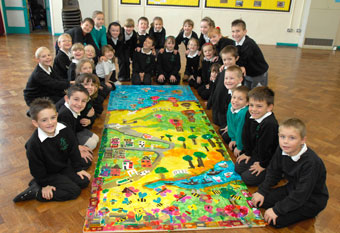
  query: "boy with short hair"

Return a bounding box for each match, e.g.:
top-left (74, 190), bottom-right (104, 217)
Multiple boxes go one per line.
top-left (58, 85), bottom-right (99, 169)
top-left (24, 47), bottom-right (70, 106)
top-left (235, 86), bottom-right (278, 186)
top-left (132, 36), bottom-right (156, 85)
top-left (90, 11), bottom-right (107, 52)
top-left (136, 17), bottom-right (149, 51)
top-left (252, 118), bottom-right (328, 228)
top-left (53, 33), bottom-right (72, 79)
top-left (231, 19), bottom-right (269, 89)
top-left (13, 98), bottom-right (90, 202)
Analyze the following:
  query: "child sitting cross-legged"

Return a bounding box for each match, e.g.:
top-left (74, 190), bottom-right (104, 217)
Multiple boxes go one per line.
top-left (252, 118), bottom-right (328, 228)
top-left (13, 98), bottom-right (90, 202)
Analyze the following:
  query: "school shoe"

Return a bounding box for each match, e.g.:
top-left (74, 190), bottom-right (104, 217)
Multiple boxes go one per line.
top-left (114, 81), bottom-right (122, 85)
top-left (13, 181), bottom-right (40, 202)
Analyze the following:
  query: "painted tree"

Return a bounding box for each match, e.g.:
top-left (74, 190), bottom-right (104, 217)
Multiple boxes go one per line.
top-left (201, 143), bottom-right (210, 152)
top-left (190, 126), bottom-right (195, 132)
top-left (182, 155), bottom-right (195, 169)
top-left (177, 136), bottom-right (186, 149)
top-left (188, 135), bottom-right (198, 145)
top-left (202, 134), bottom-right (216, 148)
top-left (165, 134), bottom-right (173, 141)
top-left (155, 167), bottom-right (169, 179)
top-left (193, 152), bottom-right (207, 167)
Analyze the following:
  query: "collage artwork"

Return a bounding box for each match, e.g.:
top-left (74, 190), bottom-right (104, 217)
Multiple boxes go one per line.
top-left (83, 85), bottom-right (266, 232)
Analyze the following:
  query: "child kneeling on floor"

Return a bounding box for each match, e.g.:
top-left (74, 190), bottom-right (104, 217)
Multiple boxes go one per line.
top-left (13, 98), bottom-right (90, 202)
top-left (252, 118), bottom-right (328, 228)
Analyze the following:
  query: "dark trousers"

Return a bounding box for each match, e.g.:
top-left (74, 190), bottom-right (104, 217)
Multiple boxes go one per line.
top-left (109, 70), bottom-right (117, 83)
top-left (36, 166), bottom-right (89, 202)
top-left (156, 73), bottom-right (180, 85)
top-left (197, 84), bottom-right (211, 100)
top-left (132, 73), bottom-right (152, 85)
top-left (234, 157), bottom-right (266, 186)
top-left (99, 79), bottom-right (115, 98)
top-left (261, 186), bottom-right (322, 228)
top-left (118, 50), bottom-right (131, 80)
top-left (188, 78), bottom-right (199, 89)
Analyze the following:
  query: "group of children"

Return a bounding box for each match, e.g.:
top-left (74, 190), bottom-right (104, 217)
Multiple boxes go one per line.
top-left (17, 10), bottom-right (328, 229)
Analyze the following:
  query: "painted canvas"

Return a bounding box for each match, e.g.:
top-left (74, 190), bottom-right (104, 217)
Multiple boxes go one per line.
top-left (83, 85), bottom-right (266, 232)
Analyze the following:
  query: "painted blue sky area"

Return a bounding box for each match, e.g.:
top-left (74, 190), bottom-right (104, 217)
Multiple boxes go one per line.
top-left (145, 161), bottom-right (242, 190)
top-left (108, 85), bottom-right (197, 111)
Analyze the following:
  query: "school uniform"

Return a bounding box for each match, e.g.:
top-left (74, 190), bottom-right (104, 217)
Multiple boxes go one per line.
top-left (235, 112), bottom-right (279, 186)
top-left (23, 64), bottom-right (70, 106)
top-left (90, 25), bottom-right (107, 50)
top-left (215, 37), bottom-right (234, 55)
top-left (136, 32), bottom-right (148, 49)
top-left (67, 59), bottom-right (78, 82)
top-left (132, 48), bottom-right (156, 85)
top-left (107, 36), bottom-right (123, 59)
top-left (197, 58), bottom-right (217, 100)
top-left (236, 35), bottom-right (269, 89)
top-left (199, 33), bottom-right (210, 49)
top-left (95, 60), bottom-right (116, 98)
top-left (175, 30), bottom-right (198, 50)
top-left (119, 29), bottom-right (137, 80)
top-left (156, 49), bottom-right (181, 85)
top-left (227, 104), bottom-right (248, 150)
top-left (25, 123), bottom-right (89, 202)
top-left (257, 145), bottom-right (329, 228)
top-left (149, 26), bottom-right (166, 51)
top-left (185, 51), bottom-right (200, 88)
top-left (53, 49), bottom-right (71, 80)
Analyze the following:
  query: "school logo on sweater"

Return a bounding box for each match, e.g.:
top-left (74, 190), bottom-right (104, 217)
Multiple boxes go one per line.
top-left (170, 54), bottom-right (175, 62)
top-left (60, 137), bottom-right (69, 151)
top-left (146, 56), bottom-right (150, 64)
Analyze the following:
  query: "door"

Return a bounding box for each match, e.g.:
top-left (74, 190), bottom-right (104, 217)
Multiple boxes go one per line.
top-left (45, 0), bottom-right (51, 33)
top-left (1, 0), bottom-right (30, 34)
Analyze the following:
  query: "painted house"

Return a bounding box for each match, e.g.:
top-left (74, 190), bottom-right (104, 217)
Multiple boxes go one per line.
top-left (110, 164), bottom-right (121, 176)
top-left (110, 138), bottom-right (120, 148)
top-left (100, 164), bottom-right (110, 177)
top-left (113, 149), bottom-right (126, 159)
top-left (124, 139), bottom-right (134, 147)
top-left (141, 156), bottom-right (151, 167)
top-left (122, 160), bottom-right (133, 170)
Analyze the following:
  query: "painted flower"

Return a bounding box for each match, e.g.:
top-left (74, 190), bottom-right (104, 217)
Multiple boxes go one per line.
top-left (151, 208), bottom-right (160, 214)
top-left (198, 215), bottom-right (214, 222)
top-left (204, 205), bottom-right (213, 213)
top-left (188, 204), bottom-right (197, 211)
top-left (224, 205), bottom-right (249, 218)
top-left (199, 194), bottom-right (213, 203)
top-left (135, 207), bottom-right (145, 215)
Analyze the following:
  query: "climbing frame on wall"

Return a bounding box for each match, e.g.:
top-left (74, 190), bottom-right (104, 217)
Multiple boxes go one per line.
top-left (83, 85), bottom-right (266, 232)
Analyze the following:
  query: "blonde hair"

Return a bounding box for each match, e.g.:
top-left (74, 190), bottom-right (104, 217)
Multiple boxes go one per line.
top-left (76, 58), bottom-right (94, 75)
top-left (84, 44), bottom-right (95, 56)
top-left (92, 10), bottom-right (104, 19)
top-left (124, 18), bottom-right (135, 28)
top-left (57, 33), bottom-right (71, 43)
top-left (226, 65), bottom-right (243, 79)
top-left (151, 16), bottom-right (163, 28)
top-left (188, 38), bottom-right (199, 47)
top-left (279, 118), bottom-right (306, 138)
top-left (35, 47), bottom-right (50, 59)
top-left (71, 43), bottom-right (85, 52)
top-left (201, 16), bottom-right (215, 28)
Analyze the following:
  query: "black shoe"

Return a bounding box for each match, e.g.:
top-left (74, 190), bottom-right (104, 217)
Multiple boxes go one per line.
top-left (13, 182), bottom-right (40, 202)
top-left (28, 178), bottom-right (37, 186)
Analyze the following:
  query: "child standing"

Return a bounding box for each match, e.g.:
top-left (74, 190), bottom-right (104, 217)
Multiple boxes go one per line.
top-left (13, 98), bottom-right (90, 202)
top-left (53, 33), bottom-right (72, 79)
top-left (24, 47), bottom-right (70, 106)
top-left (231, 19), bottom-right (269, 89)
top-left (208, 27), bottom-right (234, 55)
top-left (199, 17), bottom-right (215, 49)
top-left (67, 43), bottom-right (85, 82)
top-left (156, 36), bottom-right (181, 85)
top-left (175, 19), bottom-right (198, 51)
top-left (235, 86), bottom-right (278, 186)
top-left (186, 38), bottom-right (200, 87)
top-left (136, 17), bottom-right (149, 50)
top-left (90, 11), bottom-right (107, 54)
top-left (252, 118), bottom-right (328, 228)
top-left (149, 17), bottom-right (166, 53)
top-left (132, 36), bottom-right (156, 85)
top-left (107, 22), bottom-right (125, 81)
top-left (227, 86), bottom-right (249, 157)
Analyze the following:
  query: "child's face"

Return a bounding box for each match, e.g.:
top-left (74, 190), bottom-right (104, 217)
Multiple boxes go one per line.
top-left (58, 37), bottom-right (72, 51)
top-left (224, 70), bottom-right (242, 90)
top-left (104, 50), bottom-right (114, 60)
top-left (38, 49), bottom-right (53, 67)
top-left (80, 62), bottom-right (93, 74)
top-left (231, 25), bottom-right (247, 43)
top-left (124, 26), bottom-right (134, 35)
top-left (153, 20), bottom-right (163, 31)
top-left (221, 53), bottom-right (238, 68)
top-left (109, 25), bottom-right (120, 38)
top-left (138, 20), bottom-right (148, 32)
top-left (279, 126), bottom-right (306, 156)
top-left (183, 23), bottom-right (193, 34)
top-left (248, 98), bottom-right (273, 120)
top-left (65, 91), bottom-right (88, 114)
top-left (210, 71), bottom-right (218, 81)
top-left (202, 45), bottom-right (214, 60)
top-left (81, 21), bottom-right (93, 34)
top-left (73, 49), bottom-right (85, 60)
top-left (200, 21), bottom-right (210, 35)
top-left (231, 90), bottom-right (248, 110)
top-left (143, 38), bottom-right (153, 50)
top-left (165, 40), bottom-right (175, 51)
top-left (94, 14), bottom-right (104, 27)
top-left (82, 79), bottom-right (97, 96)
top-left (32, 108), bottom-right (58, 136)
top-left (209, 33), bottom-right (221, 45)
top-left (187, 41), bottom-right (198, 52)
top-left (85, 47), bottom-right (95, 59)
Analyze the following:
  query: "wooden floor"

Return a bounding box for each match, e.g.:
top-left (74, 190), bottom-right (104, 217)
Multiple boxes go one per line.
top-left (0, 34), bottom-right (339, 233)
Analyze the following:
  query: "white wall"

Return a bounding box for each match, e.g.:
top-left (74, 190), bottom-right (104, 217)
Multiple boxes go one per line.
top-left (105, 0), bottom-right (307, 46)
top-left (50, 0), bottom-right (102, 35)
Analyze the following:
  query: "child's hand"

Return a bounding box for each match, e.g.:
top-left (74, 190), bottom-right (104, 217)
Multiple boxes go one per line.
top-left (105, 81), bottom-right (112, 88)
top-left (139, 72), bottom-right (145, 82)
top-left (234, 148), bottom-right (241, 157)
top-left (185, 49), bottom-right (190, 55)
top-left (220, 126), bottom-right (228, 135)
top-left (240, 66), bottom-right (246, 76)
top-left (212, 56), bottom-right (219, 62)
top-left (249, 161), bottom-right (265, 176)
top-left (197, 76), bottom-right (202, 84)
top-left (152, 48), bottom-right (156, 56)
top-left (79, 145), bottom-right (93, 163)
top-left (87, 107), bottom-right (95, 117)
top-left (169, 75), bottom-right (176, 83)
top-left (173, 50), bottom-right (178, 55)
top-left (219, 65), bottom-right (225, 72)
top-left (70, 81), bottom-right (75, 85)
top-left (136, 47), bottom-right (141, 52)
top-left (228, 141), bottom-right (236, 151)
top-left (264, 208), bottom-right (278, 226)
top-left (205, 84), bottom-right (210, 89)
top-left (236, 154), bottom-right (251, 164)
top-left (77, 170), bottom-right (91, 180)
top-left (99, 56), bottom-right (107, 62)
top-left (42, 185), bottom-right (56, 200)
top-left (159, 48), bottom-right (164, 54)
top-left (80, 118), bottom-right (91, 127)
top-left (251, 192), bottom-right (264, 207)
top-left (188, 75), bottom-right (195, 81)
top-left (157, 74), bottom-right (165, 83)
